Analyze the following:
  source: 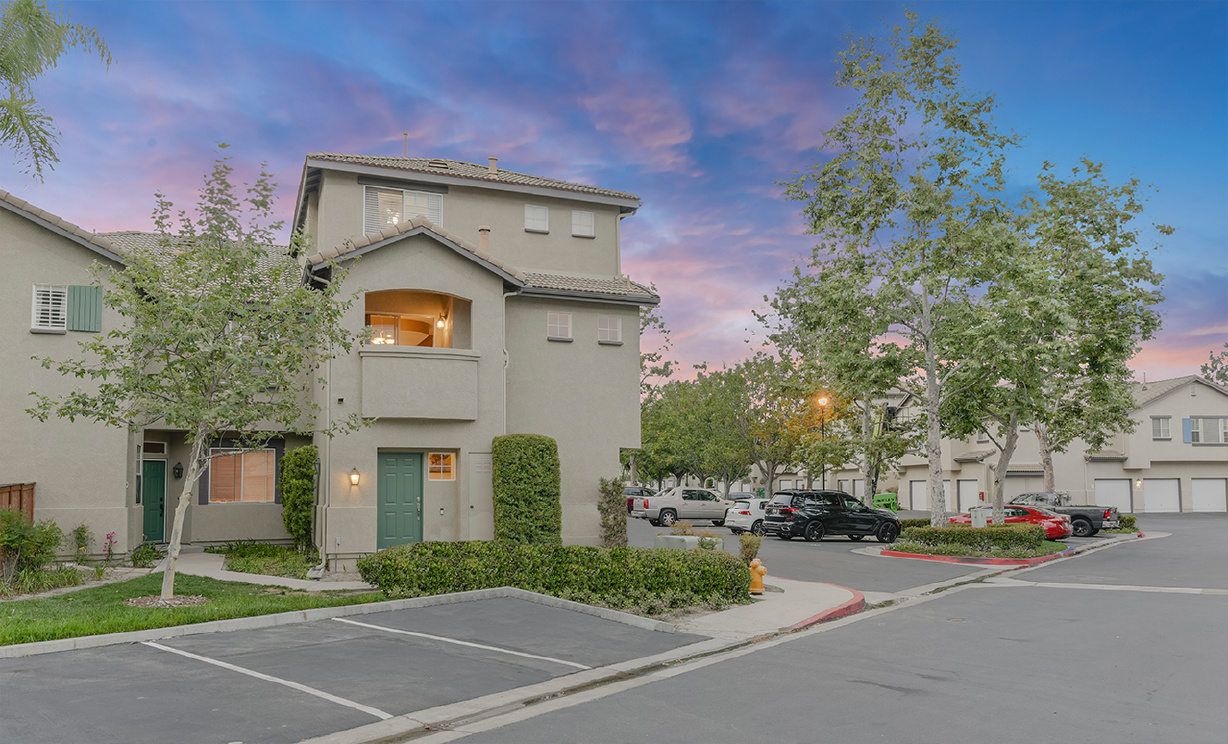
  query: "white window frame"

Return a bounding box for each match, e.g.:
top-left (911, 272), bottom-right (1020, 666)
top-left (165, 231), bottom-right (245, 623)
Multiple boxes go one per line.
top-left (428, 453), bottom-right (455, 481)
top-left (525, 204), bottom-right (549, 233)
top-left (363, 185), bottom-right (443, 235)
top-left (598, 315), bottom-right (622, 344)
top-left (547, 311), bottom-right (572, 340)
top-left (571, 210), bottom-right (595, 238)
top-left (1152, 416), bottom-right (1171, 440)
top-left (1191, 417), bottom-right (1228, 444)
top-left (31, 284), bottom-right (68, 332)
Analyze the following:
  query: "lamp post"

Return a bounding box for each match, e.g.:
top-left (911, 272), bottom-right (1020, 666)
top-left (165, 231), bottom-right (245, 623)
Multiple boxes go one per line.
top-left (816, 395), bottom-right (829, 489)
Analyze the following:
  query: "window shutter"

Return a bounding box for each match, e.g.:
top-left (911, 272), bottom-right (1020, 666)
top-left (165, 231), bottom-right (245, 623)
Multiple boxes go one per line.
top-left (1182, 418), bottom-right (1193, 443)
top-left (67, 285), bottom-right (102, 332)
top-left (31, 284), bottom-right (68, 330)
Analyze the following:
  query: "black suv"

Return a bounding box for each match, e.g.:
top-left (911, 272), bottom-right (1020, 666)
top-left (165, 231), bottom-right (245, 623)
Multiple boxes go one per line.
top-left (764, 490), bottom-right (901, 543)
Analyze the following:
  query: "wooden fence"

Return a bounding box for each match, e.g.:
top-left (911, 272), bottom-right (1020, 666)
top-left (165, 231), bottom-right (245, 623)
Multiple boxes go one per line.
top-left (0, 483), bottom-right (35, 521)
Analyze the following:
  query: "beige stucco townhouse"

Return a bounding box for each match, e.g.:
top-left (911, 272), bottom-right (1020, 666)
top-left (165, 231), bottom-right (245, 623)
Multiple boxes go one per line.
top-left (3, 156), bottom-right (656, 565)
top-left (828, 376), bottom-right (1228, 514)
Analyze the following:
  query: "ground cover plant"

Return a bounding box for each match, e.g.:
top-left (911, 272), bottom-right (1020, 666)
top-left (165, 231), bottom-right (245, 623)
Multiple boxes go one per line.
top-left (205, 541), bottom-right (318, 580)
top-left (358, 541), bottom-right (751, 616)
top-left (892, 523), bottom-right (1067, 559)
top-left (0, 573), bottom-right (381, 646)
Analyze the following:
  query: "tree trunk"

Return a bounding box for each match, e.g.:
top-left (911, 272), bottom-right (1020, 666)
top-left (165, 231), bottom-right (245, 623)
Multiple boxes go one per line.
top-left (628, 453), bottom-right (639, 486)
top-left (920, 278), bottom-right (948, 526)
top-left (861, 401), bottom-right (876, 501)
top-left (161, 436), bottom-right (207, 600)
top-left (990, 412), bottom-right (1019, 524)
top-left (1034, 422), bottom-right (1055, 492)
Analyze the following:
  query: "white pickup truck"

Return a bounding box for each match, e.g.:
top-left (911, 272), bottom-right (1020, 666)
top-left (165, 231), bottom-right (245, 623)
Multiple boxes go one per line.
top-left (630, 486), bottom-right (733, 527)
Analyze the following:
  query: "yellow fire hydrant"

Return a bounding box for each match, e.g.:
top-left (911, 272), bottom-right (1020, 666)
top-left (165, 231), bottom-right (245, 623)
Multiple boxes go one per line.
top-left (749, 558), bottom-right (767, 596)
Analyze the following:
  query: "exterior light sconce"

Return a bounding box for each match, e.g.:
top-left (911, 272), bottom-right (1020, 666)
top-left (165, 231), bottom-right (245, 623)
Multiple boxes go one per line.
top-left (172, 462), bottom-right (184, 479)
top-left (350, 468), bottom-right (361, 486)
top-left (1134, 479), bottom-right (1143, 488)
top-left (436, 318), bottom-right (445, 328)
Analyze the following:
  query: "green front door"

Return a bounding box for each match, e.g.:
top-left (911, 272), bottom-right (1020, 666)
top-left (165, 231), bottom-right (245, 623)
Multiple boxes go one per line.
top-left (377, 452), bottom-right (423, 548)
top-left (142, 460), bottom-right (166, 542)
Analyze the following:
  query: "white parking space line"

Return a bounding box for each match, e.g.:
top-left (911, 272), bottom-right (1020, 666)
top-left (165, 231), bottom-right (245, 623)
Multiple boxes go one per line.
top-left (989, 578), bottom-right (1225, 595)
top-left (332, 618), bottom-right (592, 670)
top-left (141, 641), bottom-right (392, 720)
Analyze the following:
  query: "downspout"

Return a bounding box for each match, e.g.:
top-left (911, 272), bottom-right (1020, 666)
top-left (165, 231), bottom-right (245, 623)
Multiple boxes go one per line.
top-left (307, 262), bottom-right (332, 579)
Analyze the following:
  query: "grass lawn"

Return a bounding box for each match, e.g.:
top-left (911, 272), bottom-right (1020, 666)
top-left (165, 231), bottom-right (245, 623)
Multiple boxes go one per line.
top-left (888, 540), bottom-right (1069, 559)
top-left (207, 542), bottom-right (318, 579)
top-left (0, 573), bottom-right (383, 647)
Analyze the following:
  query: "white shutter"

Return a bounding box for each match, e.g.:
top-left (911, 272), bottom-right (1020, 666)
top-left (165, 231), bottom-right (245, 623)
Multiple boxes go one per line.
top-left (525, 205), bottom-right (549, 232)
top-left (31, 284), bottom-right (68, 330)
top-left (572, 210), bottom-right (595, 237)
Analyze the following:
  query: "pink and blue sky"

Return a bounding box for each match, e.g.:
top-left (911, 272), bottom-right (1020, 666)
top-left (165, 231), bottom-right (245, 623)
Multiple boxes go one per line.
top-left (8, 1), bottom-right (1226, 381)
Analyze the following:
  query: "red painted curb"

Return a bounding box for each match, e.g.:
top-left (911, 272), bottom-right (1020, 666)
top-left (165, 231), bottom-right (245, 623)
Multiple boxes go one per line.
top-left (879, 548), bottom-right (1073, 566)
top-left (788, 585), bottom-right (866, 630)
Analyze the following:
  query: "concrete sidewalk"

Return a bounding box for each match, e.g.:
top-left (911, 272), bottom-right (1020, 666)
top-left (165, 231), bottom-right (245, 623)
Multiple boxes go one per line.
top-left (152, 548), bottom-right (374, 591)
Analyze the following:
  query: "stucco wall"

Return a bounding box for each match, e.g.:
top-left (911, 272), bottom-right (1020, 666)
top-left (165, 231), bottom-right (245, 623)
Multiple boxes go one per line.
top-left (1, 208), bottom-right (134, 549)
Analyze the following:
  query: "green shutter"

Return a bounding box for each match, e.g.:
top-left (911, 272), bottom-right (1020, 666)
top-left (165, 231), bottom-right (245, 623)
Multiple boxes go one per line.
top-left (67, 285), bottom-right (102, 332)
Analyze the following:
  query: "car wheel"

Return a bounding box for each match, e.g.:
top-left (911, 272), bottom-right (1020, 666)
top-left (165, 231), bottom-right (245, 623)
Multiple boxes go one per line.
top-left (648, 520), bottom-right (661, 527)
top-left (876, 522), bottom-right (900, 544)
top-left (804, 521), bottom-right (825, 542)
top-left (659, 509), bottom-right (677, 526)
top-left (712, 520), bottom-right (725, 527)
top-left (848, 534), bottom-right (864, 541)
top-left (751, 520), bottom-right (765, 536)
top-left (1088, 528), bottom-right (1100, 536)
top-left (1071, 518), bottom-right (1094, 538)
top-left (730, 528), bottom-right (743, 535)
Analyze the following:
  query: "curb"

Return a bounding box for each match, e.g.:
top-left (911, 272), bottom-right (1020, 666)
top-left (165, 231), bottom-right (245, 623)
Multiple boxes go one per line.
top-left (880, 532), bottom-right (1143, 567)
top-left (787, 586), bottom-right (866, 630)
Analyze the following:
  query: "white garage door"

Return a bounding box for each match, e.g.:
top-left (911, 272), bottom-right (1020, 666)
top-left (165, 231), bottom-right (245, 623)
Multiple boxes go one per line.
top-left (852, 479), bottom-right (865, 499)
top-left (1192, 478), bottom-right (1228, 512)
top-left (1005, 476), bottom-right (1044, 501)
top-left (1143, 478), bottom-right (1181, 513)
top-left (1094, 479), bottom-right (1133, 513)
top-left (909, 480), bottom-right (926, 511)
top-left (958, 479), bottom-right (980, 512)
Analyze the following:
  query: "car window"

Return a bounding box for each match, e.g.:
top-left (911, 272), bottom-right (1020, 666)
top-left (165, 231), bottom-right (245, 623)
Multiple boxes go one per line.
top-left (756, 501), bottom-right (766, 511)
top-left (842, 497), bottom-right (862, 510)
top-left (791, 496), bottom-right (806, 508)
top-left (770, 493), bottom-right (793, 505)
top-left (733, 500), bottom-right (750, 509)
top-left (682, 490), bottom-right (701, 501)
top-left (806, 494), bottom-right (838, 507)
top-left (1006, 507), bottom-right (1027, 517)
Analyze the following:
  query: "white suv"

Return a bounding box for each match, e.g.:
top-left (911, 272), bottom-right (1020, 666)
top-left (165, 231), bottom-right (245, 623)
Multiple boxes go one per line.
top-left (630, 487), bottom-right (732, 527)
top-left (725, 498), bottom-right (769, 535)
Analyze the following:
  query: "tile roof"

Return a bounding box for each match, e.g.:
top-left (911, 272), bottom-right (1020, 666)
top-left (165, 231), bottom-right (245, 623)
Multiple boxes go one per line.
top-left (98, 231), bottom-right (292, 273)
top-left (0, 188), bottom-right (123, 260)
top-left (1085, 450), bottom-right (1128, 462)
top-left (1131, 375), bottom-right (1227, 407)
top-left (306, 153), bottom-right (640, 204)
top-left (953, 448), bottom-right (996, 463)
top-left (521, 271), bottom-right (658, 301)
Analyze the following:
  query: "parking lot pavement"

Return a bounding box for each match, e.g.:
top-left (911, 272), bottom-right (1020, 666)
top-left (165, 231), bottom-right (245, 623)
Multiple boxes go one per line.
top-left (0, 596), bottom-right (707, 744)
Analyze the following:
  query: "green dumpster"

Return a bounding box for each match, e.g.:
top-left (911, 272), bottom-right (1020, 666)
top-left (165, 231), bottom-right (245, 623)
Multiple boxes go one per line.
top-left (872, 493), bottom-right (899, 512)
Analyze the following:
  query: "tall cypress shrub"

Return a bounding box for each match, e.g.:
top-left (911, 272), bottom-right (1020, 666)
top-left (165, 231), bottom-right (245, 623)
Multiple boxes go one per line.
top-left (280, 444), bottom-right (318, 551)
top-left (491, 434), bottom-right (562, 544)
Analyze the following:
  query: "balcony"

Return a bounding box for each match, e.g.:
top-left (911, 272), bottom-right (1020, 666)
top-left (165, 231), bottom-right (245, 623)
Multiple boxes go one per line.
top-left (359, 346), bottom-right (480, 420)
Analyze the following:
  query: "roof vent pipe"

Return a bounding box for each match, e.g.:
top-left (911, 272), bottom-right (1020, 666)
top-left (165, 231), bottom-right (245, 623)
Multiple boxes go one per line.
top-left (488, 156), bottom-right (498, 175)
top-left (478, 225), bottom-right (491, 254)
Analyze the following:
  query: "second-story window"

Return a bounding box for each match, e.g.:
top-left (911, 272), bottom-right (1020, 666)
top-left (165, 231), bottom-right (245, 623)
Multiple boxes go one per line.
top-left (1152, 416), bottom-right (1171, 440)
top-left (31, 284), bottom-right (102, 333)
top-left (572, 210), bottom-right (595, 238)
top-left (547, 311), bottom-right (572, 340)
top-left (598, 316), bottom-right (621, 343)
top-left (1187, 417), bottom-right (1228, 444)
top-left (525, 205), bottom-right (549, 233)
top-left (364, 186), bottom-right (442, 235)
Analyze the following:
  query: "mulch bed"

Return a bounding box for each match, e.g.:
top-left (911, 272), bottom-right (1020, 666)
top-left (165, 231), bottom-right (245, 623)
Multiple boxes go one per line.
top-left (123, 595), bottom-right (209, 608)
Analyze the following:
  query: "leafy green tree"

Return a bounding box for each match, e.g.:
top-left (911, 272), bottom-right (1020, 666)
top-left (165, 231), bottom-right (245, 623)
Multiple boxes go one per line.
top-left (724, 352), bottom-right (810, 495)
top-left (28, 151), bottom-right (361, 599)
top-left (1203, 342), bottom-right (1228, 387)
top-left (0, 0), bottom-right (111, 179)
top-left (777, 12), bottom-right (1019, 525)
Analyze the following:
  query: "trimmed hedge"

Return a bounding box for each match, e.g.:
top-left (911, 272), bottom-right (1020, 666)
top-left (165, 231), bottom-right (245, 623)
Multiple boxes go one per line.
top-left (492, 434), bottom-right (562, 545)
top-left (1120, 514), bottom-right (1137, 531)
top-left (597, 477), bottom-right (628, 548)
top-left (901, 523), bottom-right (1045, 552)
top-left (356, 541), bottom-right (751, 613)
top-left (280, 444), bottom-right (318, 551)
top-left (899, 518), bottom-right (932, 530)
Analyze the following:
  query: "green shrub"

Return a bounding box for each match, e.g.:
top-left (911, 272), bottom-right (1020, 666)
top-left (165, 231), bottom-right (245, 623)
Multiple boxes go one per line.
top-left (738, 533), bottom-right (762, 565)
top-left (492, 434), bottom-right (562, 545)
top-left (1, 510), bottom-right (65, 583)
top-left (130, 542), bottom-right (165, 568)
top-left (899, 518), bottom-right (932, 530)
top-left (356, 541), bottom-right (751, 613)
top-left (0, 565), bottom-right (82, 598)
top-left (900, 523), bottom-right (1045, 552)
top-left (598, 477), bottom-right (628, 548)
top-left (280, 444), bottom-right (318, 551)
top-left (1120, 514), bottom-right (1137, 531)
top-left (70, 524), bottom-right (93, 561)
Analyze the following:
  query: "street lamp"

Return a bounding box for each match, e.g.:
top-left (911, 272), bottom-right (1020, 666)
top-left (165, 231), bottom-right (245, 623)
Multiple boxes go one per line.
top-left (816, 396), bottom-right (829, 489)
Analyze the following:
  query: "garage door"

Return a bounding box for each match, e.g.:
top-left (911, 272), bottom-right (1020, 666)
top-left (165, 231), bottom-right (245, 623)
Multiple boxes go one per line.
top-left (908, 480), bottom-right (953, 511)
top-left (1143, 478), bottom-right (1181, 513)
top-left (1192, 478), bottom-right (1228, 512)
top-left (1094, 479), bottom-right (1133, 513)
top-left (1005, 476), bottom-right (1043, 501)
top-left (852, 479), bottom-right (865, 500)
top-left (958, 479), bottom-right (980, 512)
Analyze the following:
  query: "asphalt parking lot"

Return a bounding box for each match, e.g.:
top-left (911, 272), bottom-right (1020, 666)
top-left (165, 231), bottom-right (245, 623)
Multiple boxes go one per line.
top-left (0, 596), bottom-right (706, 744)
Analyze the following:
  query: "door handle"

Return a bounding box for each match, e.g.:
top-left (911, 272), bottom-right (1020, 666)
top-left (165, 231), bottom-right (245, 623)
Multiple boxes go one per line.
top-left (417, 497), bottom-right (422, 515)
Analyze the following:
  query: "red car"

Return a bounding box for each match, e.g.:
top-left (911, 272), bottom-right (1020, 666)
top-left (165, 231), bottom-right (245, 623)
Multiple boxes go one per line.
top-left (949, 505), bottom-right (1073, 540)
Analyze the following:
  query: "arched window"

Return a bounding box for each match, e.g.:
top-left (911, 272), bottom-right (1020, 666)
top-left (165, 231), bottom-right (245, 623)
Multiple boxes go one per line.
top-left (364, 290), bottom-right (471, 349)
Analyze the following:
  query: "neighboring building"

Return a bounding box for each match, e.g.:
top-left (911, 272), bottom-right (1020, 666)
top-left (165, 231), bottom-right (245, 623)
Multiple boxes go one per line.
top-left (4, 155), bottom-right (656, 564)
top-left (876, 376), bottom-right (1228, 514)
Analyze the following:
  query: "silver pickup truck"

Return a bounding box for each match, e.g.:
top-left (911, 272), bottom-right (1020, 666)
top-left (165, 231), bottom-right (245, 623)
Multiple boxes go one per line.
top-left (630, 486), bottom-right (733, 527)
top-left (1010, 492), bottom-right (1121, 537)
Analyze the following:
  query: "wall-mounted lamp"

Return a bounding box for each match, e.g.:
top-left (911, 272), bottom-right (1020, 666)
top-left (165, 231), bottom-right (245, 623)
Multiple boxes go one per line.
top-left (172, 462), bottom-right (184, 479)
top-left (436, 319), bottom-right (445, 328)
top-left (349, 468), bottom-right (361, 486)
top-left (1134, 479), bottom-right (1143, 488)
